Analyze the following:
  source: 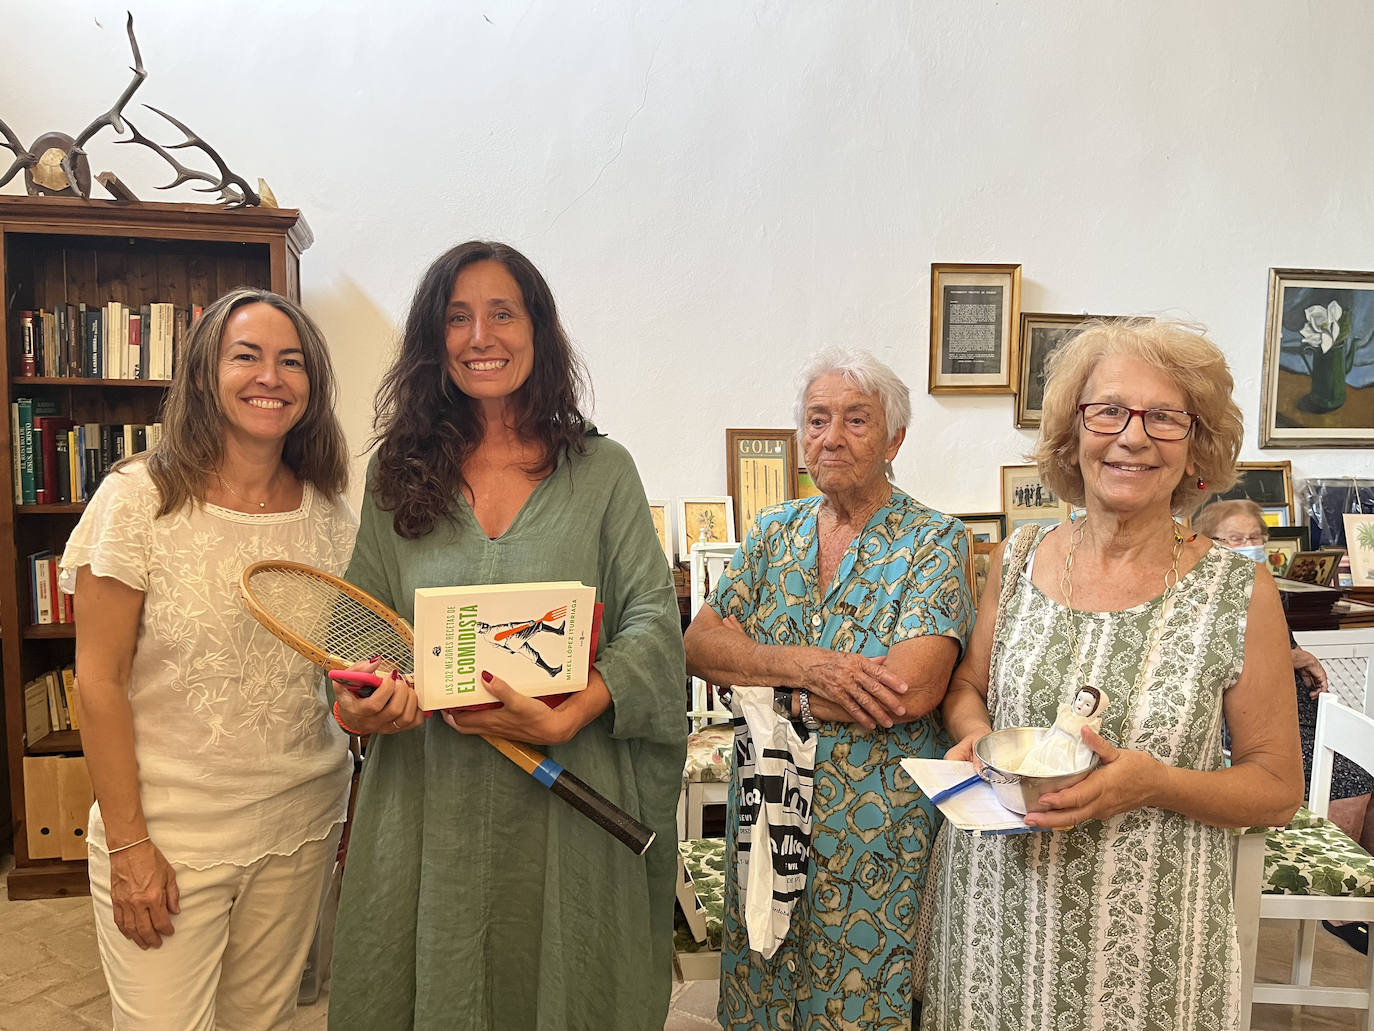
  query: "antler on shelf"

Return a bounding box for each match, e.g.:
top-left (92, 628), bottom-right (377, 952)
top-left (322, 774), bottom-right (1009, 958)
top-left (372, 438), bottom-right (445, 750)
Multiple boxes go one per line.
top-left (117, 106), bottom-right (260, 207)
top-left (61, 11), bottom-right (147, 194)
top-left (0, 117), bottom-right (35, 189)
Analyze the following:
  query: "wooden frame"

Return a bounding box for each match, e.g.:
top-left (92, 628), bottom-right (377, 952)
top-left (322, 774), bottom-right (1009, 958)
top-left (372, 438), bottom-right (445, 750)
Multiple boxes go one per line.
top-left (952, 512), bottom-right (1006, 544)
top-left (1260, 267), bottom-right (1374, 448)
top-left (1286, 550), bottom-right (1340, 587)
top-left (677, 496), bottom-right (736, 558)
top-left (929, 263), bottom-right (1021, 395)
top-left (1203, 461), bottom-right (1295, 523)
top-left (1000, 464), bottom-right (1070, 532)
top-left (1016, 313), bottom-right (1093, 428)
top-left (725, 428), bottom-right (798, 534)
top-left (647, 499), bottom-right (673, 563)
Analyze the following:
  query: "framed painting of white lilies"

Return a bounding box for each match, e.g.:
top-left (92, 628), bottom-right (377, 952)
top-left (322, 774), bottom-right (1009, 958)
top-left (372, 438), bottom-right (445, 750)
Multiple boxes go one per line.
top-left (1260, 268), bottom-right (1374, 447)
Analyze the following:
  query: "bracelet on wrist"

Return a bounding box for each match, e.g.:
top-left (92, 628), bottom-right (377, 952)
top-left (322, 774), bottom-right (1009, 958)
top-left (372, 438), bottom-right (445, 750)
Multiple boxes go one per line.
top-left (107, 835), bottom-right (151, 855)
top-left (333, 700), bottom-right (363, 736)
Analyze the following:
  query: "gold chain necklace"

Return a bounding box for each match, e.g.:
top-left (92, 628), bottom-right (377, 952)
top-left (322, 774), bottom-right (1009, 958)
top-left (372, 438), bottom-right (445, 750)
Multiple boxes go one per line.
top-left (217, 474), bottom-right (268, 510)
top-left (1058, 518), bottom-right (1187, 742)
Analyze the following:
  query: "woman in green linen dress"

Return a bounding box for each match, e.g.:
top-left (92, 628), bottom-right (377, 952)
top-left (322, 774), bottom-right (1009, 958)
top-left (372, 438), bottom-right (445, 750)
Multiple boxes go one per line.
top-left (328, 241), bottom-right (686, 1031)
top-left (924, 319), bottom-right (1303, 1030)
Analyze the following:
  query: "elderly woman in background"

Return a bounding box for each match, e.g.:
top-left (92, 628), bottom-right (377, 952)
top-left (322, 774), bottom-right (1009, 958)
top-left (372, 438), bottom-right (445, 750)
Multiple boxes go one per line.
top-left (1194, 499), bottom-right (1374, 851)
top-left (925, 320), bottom-right (1303, 1030)
top-left (62, 289), bottom-right (356, 1029)
top-left (328, 241), bottom-right (685, 1030)
top-left (685, 347), bottom-right (972, 1030)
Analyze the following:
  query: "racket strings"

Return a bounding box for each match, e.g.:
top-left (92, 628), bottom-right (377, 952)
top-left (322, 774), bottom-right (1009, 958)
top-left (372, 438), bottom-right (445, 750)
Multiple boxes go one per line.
top-left (247, 568), bottom-right (412, 674)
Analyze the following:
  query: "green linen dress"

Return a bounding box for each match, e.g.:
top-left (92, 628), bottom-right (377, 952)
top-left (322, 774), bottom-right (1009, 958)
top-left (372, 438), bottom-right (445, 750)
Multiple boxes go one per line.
top-left (328, 434), bottom-right (687, 1031)
top-left (923, 525), bottom-right (1255, 1031)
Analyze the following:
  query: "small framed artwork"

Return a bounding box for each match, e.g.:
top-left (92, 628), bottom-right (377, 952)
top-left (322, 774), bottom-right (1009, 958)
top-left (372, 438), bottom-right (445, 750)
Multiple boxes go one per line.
top-left (647, 499), bottom-right (674, 563)
top-left (1284, 550), bottom-right (1340, 586)
top-left (1259, 267), bottom-right (1374, 448)
top-left (929, 262), bottom-right (1022, 395)
top-left (1345, 513), bottom-right (1374, 586)
top-left (797, 468), bottom-right (821, 499)
top-left (1016, 313), bottom-right (1095, 428)
top-left (952, 512), bottom-right (1006, 544)
top-left (1203, 461), bottom-right (1294, 523)
top-left (725, 429), bottom-right (798, 532)
top-left (1001, 464), bottom-right (1071, 532)
top-left (677, 496), bottom-right (736, 558)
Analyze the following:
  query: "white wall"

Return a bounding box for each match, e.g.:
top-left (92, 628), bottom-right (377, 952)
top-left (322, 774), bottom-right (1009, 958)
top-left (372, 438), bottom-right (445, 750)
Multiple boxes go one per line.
top-left (3, 0), bottom-right (1371, 518)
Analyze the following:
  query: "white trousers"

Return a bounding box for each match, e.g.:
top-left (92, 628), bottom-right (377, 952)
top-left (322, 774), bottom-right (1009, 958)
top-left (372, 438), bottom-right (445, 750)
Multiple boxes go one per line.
top-left (88, 827), bottom-right (341, 1031)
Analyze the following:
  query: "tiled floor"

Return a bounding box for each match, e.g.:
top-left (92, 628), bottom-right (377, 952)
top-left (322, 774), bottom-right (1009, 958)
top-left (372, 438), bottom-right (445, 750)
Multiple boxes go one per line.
top-left (1, 852), bottom-right (1368, 1029)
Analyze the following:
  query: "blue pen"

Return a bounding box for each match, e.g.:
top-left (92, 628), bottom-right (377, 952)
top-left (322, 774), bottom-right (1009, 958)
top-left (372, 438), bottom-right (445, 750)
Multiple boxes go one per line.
top-left (929, 773), bottom-right (984, 806)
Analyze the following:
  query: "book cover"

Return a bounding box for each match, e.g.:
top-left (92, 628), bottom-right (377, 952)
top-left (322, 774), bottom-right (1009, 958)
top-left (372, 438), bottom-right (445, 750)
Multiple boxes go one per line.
top-left (23, 676), bottom-right (51, 746)
top-left (413, 581), bottom-right (597, 710)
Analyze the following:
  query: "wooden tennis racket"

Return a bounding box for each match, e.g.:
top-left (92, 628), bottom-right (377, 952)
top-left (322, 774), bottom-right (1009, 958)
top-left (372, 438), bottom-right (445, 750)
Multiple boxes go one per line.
top-left (240, 560), bottom-right (655, 856)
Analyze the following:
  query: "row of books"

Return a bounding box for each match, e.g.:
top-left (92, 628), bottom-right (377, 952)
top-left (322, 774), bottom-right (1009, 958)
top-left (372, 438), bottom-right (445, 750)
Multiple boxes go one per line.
top-left (23, 664), bottom-right (79, 745)
top-left (11, 398), bottom-right (161, 505)
top-left (28, 549), bottom-right (73, 625)
top-left (17, 301), bottom-right (199, 380)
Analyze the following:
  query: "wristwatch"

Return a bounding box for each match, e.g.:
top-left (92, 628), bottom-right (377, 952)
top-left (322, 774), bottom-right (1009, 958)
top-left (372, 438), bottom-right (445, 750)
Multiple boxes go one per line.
top-left (798, 689), bottom-right (821, 731)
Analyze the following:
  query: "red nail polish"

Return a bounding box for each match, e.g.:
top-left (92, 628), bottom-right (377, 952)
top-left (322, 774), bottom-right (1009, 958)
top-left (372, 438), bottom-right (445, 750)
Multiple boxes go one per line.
top-left (481, 670), bottom-right (493, 683)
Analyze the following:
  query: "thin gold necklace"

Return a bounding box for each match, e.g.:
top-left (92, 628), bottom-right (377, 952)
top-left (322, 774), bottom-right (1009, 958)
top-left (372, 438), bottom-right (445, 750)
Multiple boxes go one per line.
top-left (1058, 518), bottom-right (1187, 742)
top-left (217, 474), bottom-right (269, 510)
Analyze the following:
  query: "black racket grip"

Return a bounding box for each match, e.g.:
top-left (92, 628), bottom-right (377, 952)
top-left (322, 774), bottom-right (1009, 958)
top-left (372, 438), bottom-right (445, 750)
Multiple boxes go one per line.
top-left (547, 768), bottom-right (656, 856)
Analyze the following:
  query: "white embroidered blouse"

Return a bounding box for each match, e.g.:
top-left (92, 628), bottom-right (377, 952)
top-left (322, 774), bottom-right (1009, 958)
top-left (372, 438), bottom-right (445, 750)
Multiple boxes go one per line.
top-left (59, 461), bottom-right (357, 869)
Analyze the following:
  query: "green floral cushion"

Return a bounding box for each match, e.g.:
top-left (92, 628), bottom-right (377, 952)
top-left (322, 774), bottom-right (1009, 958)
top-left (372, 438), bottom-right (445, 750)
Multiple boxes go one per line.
top-left (684, 725), bottom-right (733, 784)
top-left (1263, 810), bottom-right (1374, 897)
top-left (674, 837), bottom-right (726, 953)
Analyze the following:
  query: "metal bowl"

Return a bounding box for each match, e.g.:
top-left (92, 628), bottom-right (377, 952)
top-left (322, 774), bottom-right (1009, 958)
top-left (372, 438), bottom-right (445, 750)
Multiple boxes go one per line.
top-left (974, 726), bottom-right (1099, 815)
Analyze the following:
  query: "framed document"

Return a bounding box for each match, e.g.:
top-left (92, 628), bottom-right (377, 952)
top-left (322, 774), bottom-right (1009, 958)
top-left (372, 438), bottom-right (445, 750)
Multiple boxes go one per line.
top-left (725, 428), bottom-right (799, 533)
top-left (929, 262), bottom-right (1022, 395)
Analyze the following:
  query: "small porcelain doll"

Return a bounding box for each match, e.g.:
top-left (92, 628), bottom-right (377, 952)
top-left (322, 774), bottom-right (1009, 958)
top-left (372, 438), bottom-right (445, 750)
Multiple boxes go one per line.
top-left (1016, 685), bottom-right (1108, 777)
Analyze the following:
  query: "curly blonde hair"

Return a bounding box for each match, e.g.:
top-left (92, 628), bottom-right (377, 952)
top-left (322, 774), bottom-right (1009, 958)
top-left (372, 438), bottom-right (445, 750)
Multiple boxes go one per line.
top-left (1032, 318), bottom-right (1243, 516)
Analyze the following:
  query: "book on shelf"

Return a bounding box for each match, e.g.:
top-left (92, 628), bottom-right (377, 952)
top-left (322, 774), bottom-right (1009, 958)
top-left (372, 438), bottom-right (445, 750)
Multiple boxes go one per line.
top-left (23, 676), bottom-right (51, 746)
top-left (412, 581), bottom-right (597, 710)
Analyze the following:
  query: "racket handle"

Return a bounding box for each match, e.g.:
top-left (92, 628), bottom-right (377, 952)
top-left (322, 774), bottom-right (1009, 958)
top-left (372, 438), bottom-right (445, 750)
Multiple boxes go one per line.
top-left (478, 734), bottom-right (656, 855)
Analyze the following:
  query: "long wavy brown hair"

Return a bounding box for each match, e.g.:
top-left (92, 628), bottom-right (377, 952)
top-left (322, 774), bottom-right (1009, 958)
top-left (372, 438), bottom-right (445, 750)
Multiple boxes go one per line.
top-left (370, 241), bottom-right (591, 539)
top-left (126, 287), bottom-right (348, 516)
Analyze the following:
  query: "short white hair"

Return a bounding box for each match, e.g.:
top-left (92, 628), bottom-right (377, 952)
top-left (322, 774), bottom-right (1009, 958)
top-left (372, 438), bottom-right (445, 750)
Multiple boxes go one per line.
top-left (793, 346), bottom-right (911, 440)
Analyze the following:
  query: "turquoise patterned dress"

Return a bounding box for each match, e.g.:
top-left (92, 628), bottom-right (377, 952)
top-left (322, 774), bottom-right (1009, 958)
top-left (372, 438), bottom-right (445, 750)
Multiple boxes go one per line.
top-left (923, 525), bottom-right (1256, 1031)
top-left (709, 489), bottom-right (972, 1030)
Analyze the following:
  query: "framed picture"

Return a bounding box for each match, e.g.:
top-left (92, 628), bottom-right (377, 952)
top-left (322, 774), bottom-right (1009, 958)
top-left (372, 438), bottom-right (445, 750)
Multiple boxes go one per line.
top-left (1259, 267), bottom-right (1374, 448)
top-left (1261, 532), bottom-right (1303, 578)
top-left (647, 498), bottom-right (674, 563)
top-left (797, 468), bottom-right (821, 499)
top-left (1284, 550), bottom-right (1340, 586)
top-left (952, 512), bottom-right (1006, 544)
top-left (1001, 464), bottom-right (1071, 531)
top-left (677, 496), bottom-right (736, 558)
top-left (725, 429), bottom-right (798, 533)
top-left (1202, 461), bottom-right (1294, 522)
top-left (929, 262), bottom-right (1022, 395)
top-left (1016, 313), bottom-right (1096, 428)
top-left (1345, 513), bottom-right (1374, 586)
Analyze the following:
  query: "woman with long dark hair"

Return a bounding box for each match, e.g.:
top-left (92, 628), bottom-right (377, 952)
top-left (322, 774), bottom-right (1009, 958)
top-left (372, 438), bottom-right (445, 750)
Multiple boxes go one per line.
top-left (328, 242), bottom-right (685, 1030)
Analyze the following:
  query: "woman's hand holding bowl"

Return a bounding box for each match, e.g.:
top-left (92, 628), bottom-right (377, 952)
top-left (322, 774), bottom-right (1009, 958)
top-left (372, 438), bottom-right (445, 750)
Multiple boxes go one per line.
top-left (1022, 726), bottom-right (1165, 828)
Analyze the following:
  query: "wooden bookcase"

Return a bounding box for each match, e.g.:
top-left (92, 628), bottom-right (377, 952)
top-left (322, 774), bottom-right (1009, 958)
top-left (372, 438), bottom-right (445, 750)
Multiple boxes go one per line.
top-left (0, 196), bottom-right (311, 898)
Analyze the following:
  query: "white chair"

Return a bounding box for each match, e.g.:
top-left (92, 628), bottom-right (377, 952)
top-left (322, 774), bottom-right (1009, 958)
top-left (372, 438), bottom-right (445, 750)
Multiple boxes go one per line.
top-left (1294, 627), bottom-right (1374, 715)
top-left (1233, 693), bottom-right (1374, 1030)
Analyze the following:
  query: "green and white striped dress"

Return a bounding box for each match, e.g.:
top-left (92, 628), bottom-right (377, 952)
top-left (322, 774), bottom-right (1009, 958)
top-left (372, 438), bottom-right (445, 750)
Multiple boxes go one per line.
top-left (923, 525), bottom-right (1256, 1031)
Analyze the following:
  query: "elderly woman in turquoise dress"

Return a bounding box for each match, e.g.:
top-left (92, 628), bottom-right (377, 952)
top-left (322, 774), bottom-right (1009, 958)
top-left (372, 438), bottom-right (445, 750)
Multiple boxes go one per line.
top-left (684, 347), bottom-right (972, 1030)
top-left (925, 320), bottom-right (1303, 1030)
